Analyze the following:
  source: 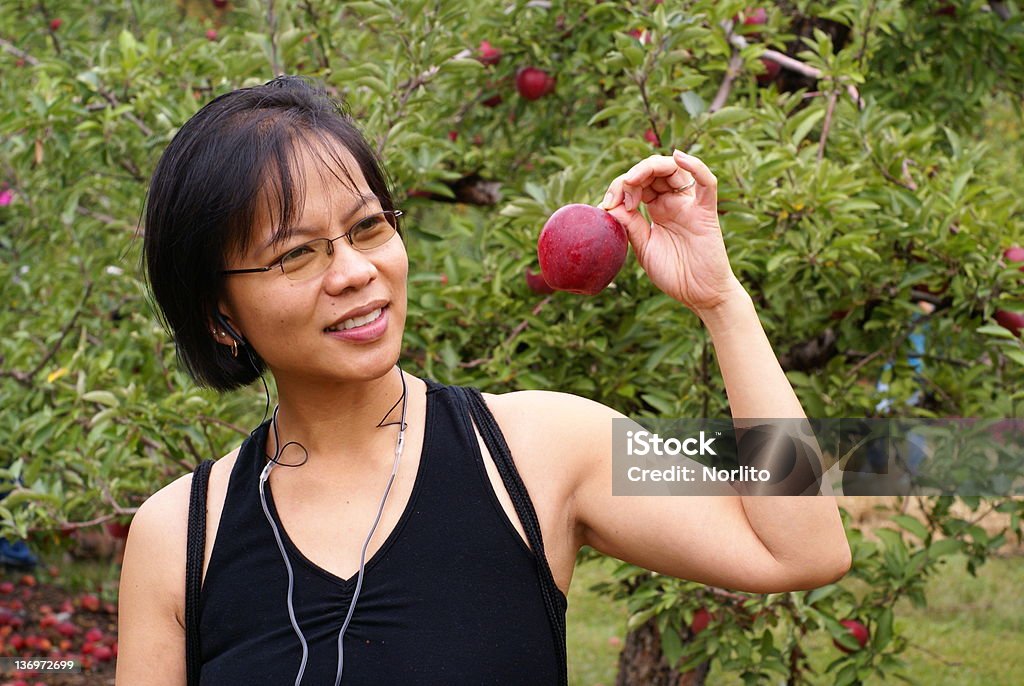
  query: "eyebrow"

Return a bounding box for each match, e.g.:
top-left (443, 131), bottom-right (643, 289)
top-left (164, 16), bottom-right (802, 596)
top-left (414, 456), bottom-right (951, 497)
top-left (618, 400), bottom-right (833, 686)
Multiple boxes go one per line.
top-left (261, 193), bottom-right (380, 253)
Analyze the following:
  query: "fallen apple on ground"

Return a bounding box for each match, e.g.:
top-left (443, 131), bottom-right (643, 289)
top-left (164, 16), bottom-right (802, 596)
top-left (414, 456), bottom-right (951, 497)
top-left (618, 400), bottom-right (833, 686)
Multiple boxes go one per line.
top-left (537, 204), bottom-right (628, 295)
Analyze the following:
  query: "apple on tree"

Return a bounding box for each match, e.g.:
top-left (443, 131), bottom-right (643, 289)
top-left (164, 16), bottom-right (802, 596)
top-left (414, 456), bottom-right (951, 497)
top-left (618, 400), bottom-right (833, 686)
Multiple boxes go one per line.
top-left (757, 57), bottom-right (781, 85)
top-left (832, 618), bottom-right (869, 653)
top-left (994, 245), bottom-right (1024, 337)
top-left (690, 607), bottom-right (712, 635)
top-left (516, 67), bottom-right (556, 101)
top-left (477, 40), bottom-right (501, 66)
top-left (538, 204), bottom-right (628, 295)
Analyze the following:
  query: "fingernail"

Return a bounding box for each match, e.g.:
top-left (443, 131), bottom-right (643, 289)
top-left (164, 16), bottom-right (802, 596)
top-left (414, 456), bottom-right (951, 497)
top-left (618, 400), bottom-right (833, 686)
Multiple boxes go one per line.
top-left (673, 149), bottom-right (686, 157)
top-left (601, 191), bottom-right (613, 209)
top-left (624, 191), bottom-right (634, 210)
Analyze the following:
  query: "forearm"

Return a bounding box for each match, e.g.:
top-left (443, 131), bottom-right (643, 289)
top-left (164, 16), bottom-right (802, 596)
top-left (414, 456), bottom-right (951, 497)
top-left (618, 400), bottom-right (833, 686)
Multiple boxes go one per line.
top-left (697, 284), bottom-right (850, 581)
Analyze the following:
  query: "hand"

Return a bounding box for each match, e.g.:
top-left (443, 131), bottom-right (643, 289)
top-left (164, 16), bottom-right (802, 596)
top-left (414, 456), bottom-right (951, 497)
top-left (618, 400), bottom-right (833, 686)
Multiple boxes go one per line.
top-left (599, 150), bottom-right (745, 316)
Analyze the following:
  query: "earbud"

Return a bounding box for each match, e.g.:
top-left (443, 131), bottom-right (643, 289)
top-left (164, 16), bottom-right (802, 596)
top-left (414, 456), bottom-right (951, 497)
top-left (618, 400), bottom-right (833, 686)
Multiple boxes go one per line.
top-left (214, 311), bottom-right (246, 345)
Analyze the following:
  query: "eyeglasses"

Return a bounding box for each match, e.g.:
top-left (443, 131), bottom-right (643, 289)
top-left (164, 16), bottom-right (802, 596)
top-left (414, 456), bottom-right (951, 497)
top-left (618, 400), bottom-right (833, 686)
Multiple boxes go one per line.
top-left (222, 210), bottom-right (403, 281)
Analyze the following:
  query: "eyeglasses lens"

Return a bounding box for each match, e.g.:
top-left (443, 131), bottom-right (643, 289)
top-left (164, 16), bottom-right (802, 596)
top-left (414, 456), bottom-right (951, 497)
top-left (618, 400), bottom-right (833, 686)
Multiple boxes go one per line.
top-left (281, 211), bottom-right (398, 280)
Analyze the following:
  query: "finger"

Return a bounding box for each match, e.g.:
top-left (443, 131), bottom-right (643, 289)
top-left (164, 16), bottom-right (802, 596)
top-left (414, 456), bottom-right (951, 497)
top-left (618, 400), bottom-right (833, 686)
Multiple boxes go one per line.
top-left (672, 150), bottom-right (718, 203)
top-left (599, 175), bottom-right (625, 210)
top-left (604, 202), bottom-right (651, 252)
top-left (622, 154), bottom-right (680, 187)
top-left (650, 169), bottom-right (693, 194)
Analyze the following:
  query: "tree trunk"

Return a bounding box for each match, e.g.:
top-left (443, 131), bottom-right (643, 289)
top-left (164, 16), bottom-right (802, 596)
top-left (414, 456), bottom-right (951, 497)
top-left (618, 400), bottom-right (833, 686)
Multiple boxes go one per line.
top-left (615, 617), bottom-right (710, 686)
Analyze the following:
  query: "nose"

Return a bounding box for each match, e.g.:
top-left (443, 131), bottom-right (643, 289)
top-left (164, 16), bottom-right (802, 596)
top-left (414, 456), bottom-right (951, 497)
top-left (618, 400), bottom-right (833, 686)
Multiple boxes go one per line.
top-left (321, 240), bottom-right (377, 294)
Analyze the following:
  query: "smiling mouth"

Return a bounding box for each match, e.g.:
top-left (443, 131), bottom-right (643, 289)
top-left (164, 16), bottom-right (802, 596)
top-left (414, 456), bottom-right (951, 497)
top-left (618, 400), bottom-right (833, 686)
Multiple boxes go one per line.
top-left (324, 306), bottom-right (386, 332)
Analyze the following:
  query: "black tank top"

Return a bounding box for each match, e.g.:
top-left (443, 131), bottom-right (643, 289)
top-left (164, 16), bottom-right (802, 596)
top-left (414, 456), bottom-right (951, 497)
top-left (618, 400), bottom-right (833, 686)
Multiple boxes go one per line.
top-left (196, 380), bottom-right (568, 684)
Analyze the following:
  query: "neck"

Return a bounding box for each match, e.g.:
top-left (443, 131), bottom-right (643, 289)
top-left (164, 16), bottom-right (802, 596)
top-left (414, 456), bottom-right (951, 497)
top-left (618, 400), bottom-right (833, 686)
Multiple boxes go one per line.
top-left (267, 366), bottom-right (408, 471)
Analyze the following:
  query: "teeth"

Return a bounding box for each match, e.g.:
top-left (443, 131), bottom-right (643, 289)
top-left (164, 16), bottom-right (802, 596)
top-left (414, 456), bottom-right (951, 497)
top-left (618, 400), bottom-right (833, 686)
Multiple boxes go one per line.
top-left (326, 307), bottom-right (383, 332)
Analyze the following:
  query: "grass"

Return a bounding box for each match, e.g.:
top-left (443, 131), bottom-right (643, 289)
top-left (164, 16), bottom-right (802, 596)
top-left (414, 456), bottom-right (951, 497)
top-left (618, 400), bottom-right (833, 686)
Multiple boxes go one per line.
top-left (566, 553), bottom-right (1024, 686)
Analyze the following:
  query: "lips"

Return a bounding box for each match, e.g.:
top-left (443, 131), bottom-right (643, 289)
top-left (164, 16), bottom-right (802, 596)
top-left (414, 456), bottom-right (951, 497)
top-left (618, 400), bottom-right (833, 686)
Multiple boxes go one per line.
top-left (323, 300), bottom-right (389, 332)
top-left (323, 305), bottom-right (390, 343)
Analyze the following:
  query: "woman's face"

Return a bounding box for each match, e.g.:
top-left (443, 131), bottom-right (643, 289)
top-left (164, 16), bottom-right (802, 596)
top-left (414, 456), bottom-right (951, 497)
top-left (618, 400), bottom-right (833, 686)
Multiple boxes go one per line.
top-left (217, 140), bottom-right (408, 389)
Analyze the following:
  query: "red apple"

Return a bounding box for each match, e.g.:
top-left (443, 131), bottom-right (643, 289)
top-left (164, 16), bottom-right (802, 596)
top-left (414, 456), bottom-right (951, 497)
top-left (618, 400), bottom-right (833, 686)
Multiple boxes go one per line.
top-left (833, 618), bottom-right (869, 653)
top-left (477, 40), bottom-right (501, 66)
top-left (742, 8), bottom-right (767, 25)
top-left (690, 607), bottom-right (711, 635)
top-left (537, 204), bottom-right (628, 295)
top-left (447, 130), bottom-right (458, 142)
top-left (93, 644), bottom-right (113, 662)
top-left (934, 3), bottom-right (957, 17)
top-left (525, 267), bottom-right (556, 295)
top-left (212, 0), bottom-right (229, 8)
top-left (994, 309), bottom-right (1024, 338)
top-left (757, 57), bottom-right (781, 85)
top-left (106, 519), bottom-right (131, 539)
top-left (627, 28), bottom-right (652, 45)
top-left (19, 575), bottom-right (35, 588)
top-left (206, 29), bottom-right (218, 41)
top-left (1004, 245), bottom-right (1024, 271)
top-left (79, 594), bottom-right (100, 613)
top-left (516, 67), bottom-right (556, 101)
top-left (0, 582), bottom-right (13, 594)
top-left (55, 621), bottom-right (77, 638)
top-left (481, 93), bottom-right (503, 108)
top-left (644, 128), bottom-right (660, 146)
top-left (85, 627), bottom-right (104, 643)
top-left (49, 18), bottom-right (62, 31)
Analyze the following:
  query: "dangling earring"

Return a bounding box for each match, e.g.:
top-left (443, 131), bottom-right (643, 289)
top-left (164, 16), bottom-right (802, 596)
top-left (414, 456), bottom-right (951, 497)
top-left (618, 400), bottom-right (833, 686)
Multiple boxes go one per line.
top-left (231, 339), bottom-right (239, 358)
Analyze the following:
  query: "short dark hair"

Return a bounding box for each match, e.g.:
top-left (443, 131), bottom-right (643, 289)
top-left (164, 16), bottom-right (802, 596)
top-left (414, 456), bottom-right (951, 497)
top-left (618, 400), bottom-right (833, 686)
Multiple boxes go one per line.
top-left (143, 76), bottom-right (398, 391)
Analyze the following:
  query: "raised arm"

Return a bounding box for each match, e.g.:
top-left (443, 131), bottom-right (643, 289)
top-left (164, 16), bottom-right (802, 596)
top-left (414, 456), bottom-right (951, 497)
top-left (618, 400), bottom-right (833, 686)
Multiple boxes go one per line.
top-left (566, 151), bottom-right (850, 592)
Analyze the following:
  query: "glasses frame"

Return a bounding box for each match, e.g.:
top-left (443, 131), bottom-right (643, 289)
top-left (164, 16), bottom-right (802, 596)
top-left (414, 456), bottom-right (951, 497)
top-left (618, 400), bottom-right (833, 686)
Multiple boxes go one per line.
top-left (221, 209), bottom-right (403, 280)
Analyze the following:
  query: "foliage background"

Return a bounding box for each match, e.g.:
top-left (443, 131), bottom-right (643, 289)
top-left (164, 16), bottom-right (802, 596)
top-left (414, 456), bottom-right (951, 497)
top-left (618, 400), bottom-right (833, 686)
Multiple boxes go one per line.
top-left (1, 0), bottom-right (1023, 684)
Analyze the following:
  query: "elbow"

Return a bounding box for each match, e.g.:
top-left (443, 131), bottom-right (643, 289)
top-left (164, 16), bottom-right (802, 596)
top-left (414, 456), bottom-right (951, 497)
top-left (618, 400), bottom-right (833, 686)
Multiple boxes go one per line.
top-left (776, 540), bottom-right (852, 592)
top-left (802, 539), bottom-right (853, 589)
top-left (832, 539), bottom-right (853, 581)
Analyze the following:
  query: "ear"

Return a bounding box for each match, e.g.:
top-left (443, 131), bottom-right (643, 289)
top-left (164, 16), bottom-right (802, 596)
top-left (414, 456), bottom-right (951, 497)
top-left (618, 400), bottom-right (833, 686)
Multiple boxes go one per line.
top-left (209, 304), bottom-right (245, 345)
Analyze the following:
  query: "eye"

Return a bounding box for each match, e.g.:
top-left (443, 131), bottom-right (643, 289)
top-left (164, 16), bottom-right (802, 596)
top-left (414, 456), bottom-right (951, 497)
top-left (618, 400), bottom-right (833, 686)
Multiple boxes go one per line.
top-left (350, 214), bottom-right (393, 243)
top-left (279, 242), bottom-right (318, 266)
top-left (354, 214), bottom-right (387, 232)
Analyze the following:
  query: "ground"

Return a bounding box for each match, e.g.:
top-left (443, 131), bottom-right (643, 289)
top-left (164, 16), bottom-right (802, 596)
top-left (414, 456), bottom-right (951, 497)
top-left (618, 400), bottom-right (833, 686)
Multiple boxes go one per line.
top-left (0, 567), bottom-right (116, 686)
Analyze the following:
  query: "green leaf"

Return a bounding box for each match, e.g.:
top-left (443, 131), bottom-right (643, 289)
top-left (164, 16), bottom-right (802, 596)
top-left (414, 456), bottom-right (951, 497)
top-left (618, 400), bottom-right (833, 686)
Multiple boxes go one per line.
top-left (929, 540), bottom-right (958, 561)
top-left (790, 108), bottom-right (826, 147)
top-left (708, 107), bottom-right (752, 128)
top-left (891, 514), bottom-right (929, 540)
top-left (81, 390), bottom-right (119, 408)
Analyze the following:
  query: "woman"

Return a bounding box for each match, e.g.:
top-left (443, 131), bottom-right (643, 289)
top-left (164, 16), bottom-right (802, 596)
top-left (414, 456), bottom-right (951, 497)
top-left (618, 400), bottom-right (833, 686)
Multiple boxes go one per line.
top-left (117, 76), bottom-right (850, 685)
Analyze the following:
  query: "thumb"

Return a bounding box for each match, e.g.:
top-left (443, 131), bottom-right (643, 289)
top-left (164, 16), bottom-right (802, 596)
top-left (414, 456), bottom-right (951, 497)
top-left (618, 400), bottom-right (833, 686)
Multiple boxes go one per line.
top-left (604, 204), bottom-right (651, 254)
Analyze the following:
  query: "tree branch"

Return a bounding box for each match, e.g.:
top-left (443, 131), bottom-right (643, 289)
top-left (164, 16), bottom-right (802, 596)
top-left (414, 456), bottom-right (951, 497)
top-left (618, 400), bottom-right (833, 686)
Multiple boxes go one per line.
top-left (709, 51), bottom-right (745, 113)
top-left (817, 89), bottom-right (839, 161)
top-left (728, 34), bottom-right (863, 109)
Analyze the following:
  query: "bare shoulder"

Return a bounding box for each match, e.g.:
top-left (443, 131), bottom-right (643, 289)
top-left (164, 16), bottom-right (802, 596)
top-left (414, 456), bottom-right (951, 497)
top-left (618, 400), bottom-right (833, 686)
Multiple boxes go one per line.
top-left (480, 390), bottom-right (623, 485)
top-left (121, 448), bottom-right (240, 619)
top-left (482, 389), bottom-right (624, 437)
top-left (116, 448), bottom-right (240, 685)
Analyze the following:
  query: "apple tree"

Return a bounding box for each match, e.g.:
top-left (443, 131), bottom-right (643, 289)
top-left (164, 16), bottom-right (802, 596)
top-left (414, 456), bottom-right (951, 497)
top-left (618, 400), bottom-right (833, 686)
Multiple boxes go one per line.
top-left (1, 1), bottom-right (1022, 684)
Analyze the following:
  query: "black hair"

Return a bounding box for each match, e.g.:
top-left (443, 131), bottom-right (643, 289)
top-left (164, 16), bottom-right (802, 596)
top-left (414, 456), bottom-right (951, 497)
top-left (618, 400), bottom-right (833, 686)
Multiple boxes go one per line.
top-left (142, 75), bottom-right (398, 391)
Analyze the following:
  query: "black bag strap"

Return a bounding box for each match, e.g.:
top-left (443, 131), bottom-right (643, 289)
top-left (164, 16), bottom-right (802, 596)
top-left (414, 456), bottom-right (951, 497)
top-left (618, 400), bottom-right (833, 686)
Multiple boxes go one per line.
top-left (185, 459), bottom-right (215, 686)
top-left (453, 386), bottom-right (568, 686)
